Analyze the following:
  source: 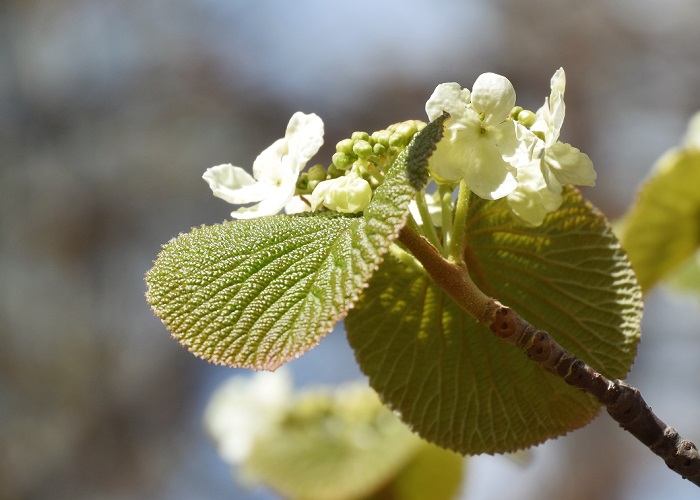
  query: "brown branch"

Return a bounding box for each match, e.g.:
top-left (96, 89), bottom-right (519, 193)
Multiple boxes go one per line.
top-left (398, 225), bottom-right (700, 487)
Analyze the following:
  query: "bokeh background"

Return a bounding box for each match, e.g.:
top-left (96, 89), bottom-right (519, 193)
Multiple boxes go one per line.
top-left (2, 0), bottom-right (700, 499)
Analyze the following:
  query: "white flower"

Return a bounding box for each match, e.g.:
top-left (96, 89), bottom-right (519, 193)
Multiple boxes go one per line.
top-left (506, 68), bottom-right (597, 225)
top-left (425, 74), bottom-right (529, 200)
top-left (203, 112), bottom-right (324, 219)
top-left (530, 68), bottom-right (596, 188)
top-left (310, 173), bottom-right (373, 213)
top-left (204, 368), bottom-right (292, 465)
top-left (507, 160), bottom-right (563, 226)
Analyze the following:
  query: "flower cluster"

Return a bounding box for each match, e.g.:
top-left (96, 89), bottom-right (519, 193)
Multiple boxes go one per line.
top-left (204, 112), bottom-right (425, 219)
top-left (426, 68), bottom-right (596, 225)
top-left (203, 69), bottom-right (594, 226)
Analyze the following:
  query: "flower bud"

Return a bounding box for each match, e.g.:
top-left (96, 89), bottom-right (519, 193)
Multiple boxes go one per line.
top-left (332, 152), bottom-right (354, 170)
top-left (517, 109), bottom-right (537, 128)
top-left (336, 138), bottom-right (355, 155)
top-left (352, 139), bottom-right (373, 159)
top-left (307, 164), bottom-right (327, 182)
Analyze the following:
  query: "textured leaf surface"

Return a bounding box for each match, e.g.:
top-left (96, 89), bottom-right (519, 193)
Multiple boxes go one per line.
top-left (622, 149), bottom-right (700, 293)
top-left (145, 117), bottom-right (444, 369)
top-left (245, 385), bottom-right (423, 500)
top-left (347, 188), bottom-right (642, 454)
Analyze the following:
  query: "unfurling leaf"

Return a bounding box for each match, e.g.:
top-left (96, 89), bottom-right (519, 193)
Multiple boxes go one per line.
top-left (346, 187), bottom-right (642, 454)
top-left (145, 117), bottom-right (446, 369)
top-left (622, 148), bottom-right (700, 293)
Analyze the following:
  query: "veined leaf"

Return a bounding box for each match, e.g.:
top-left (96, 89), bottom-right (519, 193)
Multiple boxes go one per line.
top-left (622, 148), bottom-right (700, 293)
top-left (346, 187), bottom-right (642, 454)
top-left (145, 117), bottom-right (445, 370)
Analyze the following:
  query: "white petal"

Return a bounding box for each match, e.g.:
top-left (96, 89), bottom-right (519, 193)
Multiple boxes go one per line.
top-left (471, 73), bottom-right (516, 125)
top-left (203, 164), bottom-right (271, 205)
top-left (545, 142), bottom-right (596, 186)
top-left (507, 161), bottom-right (563, 226)
top-left (230, 179), bottom-right (297, 219)
top-left (425, 83), bottom-right (471, 122)
top-left (252, 112), bottom-right (324, 184)
top-left (550, 68), bottom-right (566, 99)
top-left (464, 139), bottom-right (518, 200)
top-left (286, 112), bottom-right (325, 165)
top-left (252, 137), bottom-right (288, 184)
top-left (284, 195), bottom-right (313, 214)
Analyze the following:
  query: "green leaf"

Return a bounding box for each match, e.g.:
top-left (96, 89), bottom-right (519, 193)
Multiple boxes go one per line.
top-left (245, 384), bottom-right (423, 500)
top-left (372, 443), bottom-right (464, 500)
top-left (145, 117), bottom-right (446, 370)
top-left (621, 149), bottom-right (700, 293)
top-left (346, 187), bottom-right (642, 454)
top-left (666, 250), bottom-right (700, 295)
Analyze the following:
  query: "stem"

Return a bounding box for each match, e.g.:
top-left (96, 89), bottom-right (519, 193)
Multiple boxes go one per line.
top-left (449, 180), bottom-right (470, 264)
top-left (398, 225), bottom-right (700, 488)
top-left (439, 184), bottom-right (454, 257)
top-left (414, 190), bottom-right (443, 253)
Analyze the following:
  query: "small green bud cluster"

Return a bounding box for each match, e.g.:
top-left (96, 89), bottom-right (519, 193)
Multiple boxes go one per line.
top-left (295, 163), bottom-right (329, 194)
top-left (331, 120), bottom-right (426, 183)
top-left (510, 106), bottom-right (537, 128)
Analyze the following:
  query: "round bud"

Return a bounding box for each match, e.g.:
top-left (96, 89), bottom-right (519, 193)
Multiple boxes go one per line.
top-left (351, 131), bottom-right (370, 142)
top-left (307, 164), bottom-right (327, 182)
top-left (332, 152), bottom-right (354, 170)
top-left (336, 138), bottom-right (354, 155)
top-left (517, 109), bottom-right (537, 128)
top-left (352, 140), bottom-right (373, 159)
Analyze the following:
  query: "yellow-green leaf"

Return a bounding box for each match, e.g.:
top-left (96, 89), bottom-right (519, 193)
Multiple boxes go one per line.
top-left (622, 148), bottom-right (700, 293)
top-left (145, 116), bottom-right (445, 370)
top-left (346, 188), bottom-right (642, 454)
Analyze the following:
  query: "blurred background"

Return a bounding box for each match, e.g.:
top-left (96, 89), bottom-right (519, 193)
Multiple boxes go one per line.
top-left (1, 0), bottom-right (700, 498)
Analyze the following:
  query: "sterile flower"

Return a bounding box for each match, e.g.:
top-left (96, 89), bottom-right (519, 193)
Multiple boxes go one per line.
top-left (204, 368), bottom-right (292, 466)
top-left (203, 112), bottom-right (324, 219)
top-left (530, 68), bottom-right (596, 188)
top-left (310, 173), bottom-right (373, 213)
top-left (425, 73), bottom-right (528, 200)
top-left (507, 160), bottom-right (563, 226)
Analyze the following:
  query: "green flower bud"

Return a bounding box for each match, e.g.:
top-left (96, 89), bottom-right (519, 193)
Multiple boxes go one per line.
top-left (389, 132), bottom-right (408, 148)
top-left (371, 129), bottom-right (392, 147)
top-left (351, 131), bottom-right (370, 142)
top-left (296, 173), bottom-right (309, 192)
top-left (307, 164), bottom-right (327, 182)
top-left (352, 139), bottom-right (373, 159)
top-left (510, 105), bottom-right (523, 120)
top-left (395, 121), bottom-right (417, 138)
top-left (373, 143), bottom-right (387, 155)
top-left (332, 152), bottom-right (354, 170)
top-left (517, 109), bottom-right (537, 128)
top-left (327, 164), bottom-right (344, 178)
top-left (336, 138), bottom-right (355, 155)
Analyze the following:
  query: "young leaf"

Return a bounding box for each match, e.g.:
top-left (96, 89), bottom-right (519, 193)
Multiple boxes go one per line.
top-left (346, 187), bottom-right (642, 454)
top-left (622, 149), bottom-right (700, 293)
top-left (374, 443), bottom-right (464, 500)
top-left (244, 384), bottom-right (423, 500)
top-left (145, 117), bottom-right (445, 370)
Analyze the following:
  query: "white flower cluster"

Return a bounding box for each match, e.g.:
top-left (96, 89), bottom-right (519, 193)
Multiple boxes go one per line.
top-left (203, 69), bottom-right (593, 226)
top-left (203, 112), bottom-right (372, 219)
top-left (426, 68), bottom-right (596, 225)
